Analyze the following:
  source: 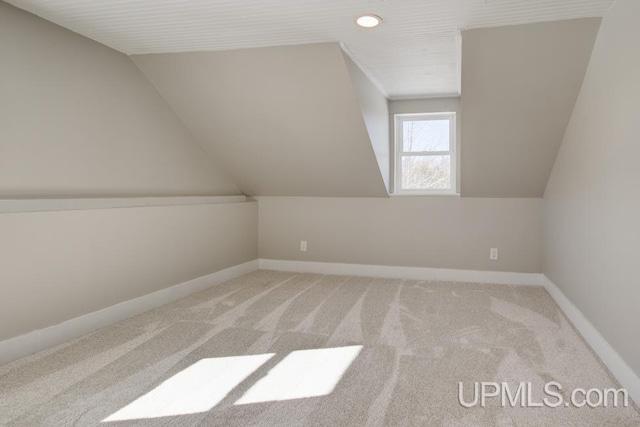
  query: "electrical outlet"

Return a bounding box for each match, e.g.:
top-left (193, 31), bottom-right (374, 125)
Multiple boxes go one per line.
top-left (300, 240), bottom-right (307, 252)
top-left (490, 248), bottom-right (498, 261)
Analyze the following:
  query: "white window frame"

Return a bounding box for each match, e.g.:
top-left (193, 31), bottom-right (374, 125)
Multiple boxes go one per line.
top-left (393, 112), bottom-right (457, 195)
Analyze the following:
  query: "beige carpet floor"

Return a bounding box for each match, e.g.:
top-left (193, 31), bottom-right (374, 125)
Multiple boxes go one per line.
top-left (1, 270), bottom-right (638, 426)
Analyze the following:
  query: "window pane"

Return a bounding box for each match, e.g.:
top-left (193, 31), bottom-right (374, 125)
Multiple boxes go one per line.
top-left (402, 155), bottom-right (451, 190)
top-left (402, 119), bottom-right (450, 152)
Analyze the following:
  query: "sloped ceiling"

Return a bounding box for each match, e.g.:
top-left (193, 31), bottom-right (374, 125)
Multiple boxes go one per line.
top-left (460, 18), bottom-right (601, 197)
top-left (0, 1), bottom-right (239, 198)
top-left (5, 0), bottom-right (615, 98)
top-left (133, 43), bottom-right (389, 197)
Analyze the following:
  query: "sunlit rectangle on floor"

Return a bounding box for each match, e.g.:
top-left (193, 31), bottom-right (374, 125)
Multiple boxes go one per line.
top-left (235, 345), bottom-right (362, 405)
top-left (103, 353), bottom-right (274, 422)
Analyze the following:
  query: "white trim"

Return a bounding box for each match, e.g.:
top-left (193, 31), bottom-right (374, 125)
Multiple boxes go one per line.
top-left (393, 112), bottom-right (457, 196)
top-left (390, 193), bottom-right (460, 198)
top-left (391, 189), bottom-right (460, 196)
top-left (0, 260), bottom-right (259, 366)
top-left (455, 29), bottom-right (462, 96)
top-left (3, 257), bottom-right (636, 406)
top-left (0, 195), bottom-right (247, 214)
top-left (542, 275), bottom-right (640, 406)
top-left (259, 259), bottom-right (541, 286)
top-left (389, 93), bottom-right (461, 101)
top-left (257, 259), bottom-right (638, 405)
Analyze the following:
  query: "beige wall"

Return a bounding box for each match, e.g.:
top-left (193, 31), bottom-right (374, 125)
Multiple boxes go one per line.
top-left (133, 43), bottom-right (388, 198)
top-left (259, 197), bottom-right (542, 273)
top-left (0, 202), bottom-right (258, 340)
top-left (343, 53), bottom-right (390, 192)
top-left (544, 0), bottom-right (640, 374)
top-left (0, 2), bottom-right (238, 197)
top-left (461, 18), bottom-right (600, 198)
top-left (0, 3), bottom-right (255, 344)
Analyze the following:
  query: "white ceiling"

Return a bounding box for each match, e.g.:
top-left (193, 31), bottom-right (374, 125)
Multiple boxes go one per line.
top-left (6, 0), bottom-right (614, 98)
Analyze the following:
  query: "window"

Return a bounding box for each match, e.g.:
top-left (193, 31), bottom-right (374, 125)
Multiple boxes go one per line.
top-left (394, 112), bottom-right (457, 195)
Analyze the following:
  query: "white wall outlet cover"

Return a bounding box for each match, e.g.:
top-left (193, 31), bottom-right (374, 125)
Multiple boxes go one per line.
top-left (490, 248), bottom-right (498, 260)
top-left (300, 241), bottom-right (308, 252)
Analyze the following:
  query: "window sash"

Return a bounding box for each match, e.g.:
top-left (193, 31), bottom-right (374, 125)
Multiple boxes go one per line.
top-left (399, 151), bottom-right (451, 157)
top-left (394, 112), bottom-right (456, 194)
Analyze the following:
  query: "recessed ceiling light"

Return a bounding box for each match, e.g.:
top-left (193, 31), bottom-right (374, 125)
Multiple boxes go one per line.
top-left (356, 14), bottom-right (382, 28)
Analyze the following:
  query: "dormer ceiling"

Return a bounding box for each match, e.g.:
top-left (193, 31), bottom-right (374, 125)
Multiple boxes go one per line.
top-left (4, 0), bottom-right (614, 98)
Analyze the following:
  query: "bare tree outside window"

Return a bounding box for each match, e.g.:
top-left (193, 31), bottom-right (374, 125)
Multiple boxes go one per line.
top-left (395, 113), bottom-right (456, 194)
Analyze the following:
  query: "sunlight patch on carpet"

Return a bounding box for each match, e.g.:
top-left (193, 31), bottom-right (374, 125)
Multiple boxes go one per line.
top-left (103, 353), bottom-right (274, 422)
top-left (235, 345), bottom-right (363, 405)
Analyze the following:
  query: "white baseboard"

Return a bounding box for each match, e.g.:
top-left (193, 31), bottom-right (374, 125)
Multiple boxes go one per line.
top-left (3, 257), bottom-right (636, 406)
top-left (258, 259), bottom-right (638, 405)
top-left (543, 275), bottom-right (639, 406)
top-left (0, 259), bottom-right (259, 366)
top-left (258, 259), bottom-right (542, 286)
